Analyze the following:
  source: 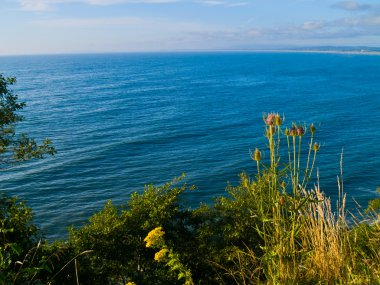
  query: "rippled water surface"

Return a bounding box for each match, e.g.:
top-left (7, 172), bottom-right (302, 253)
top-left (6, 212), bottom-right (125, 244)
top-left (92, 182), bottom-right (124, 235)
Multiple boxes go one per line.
top-left (0, 52), bottom-right (379, 239)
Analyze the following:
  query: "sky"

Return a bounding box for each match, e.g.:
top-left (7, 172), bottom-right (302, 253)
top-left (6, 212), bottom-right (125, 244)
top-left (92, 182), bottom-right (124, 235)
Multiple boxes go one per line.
top-left (1, 0), bottom-right (380, 55)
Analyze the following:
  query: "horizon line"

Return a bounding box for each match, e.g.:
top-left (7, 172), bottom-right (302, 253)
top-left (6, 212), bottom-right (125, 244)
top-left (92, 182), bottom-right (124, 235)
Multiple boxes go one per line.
top-left (1, 47), bottom-right (380, 57)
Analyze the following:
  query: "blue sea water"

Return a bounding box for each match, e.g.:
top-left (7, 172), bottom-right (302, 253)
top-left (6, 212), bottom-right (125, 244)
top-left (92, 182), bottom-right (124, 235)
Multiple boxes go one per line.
top-left (0, 52), bottom-right (379, 240)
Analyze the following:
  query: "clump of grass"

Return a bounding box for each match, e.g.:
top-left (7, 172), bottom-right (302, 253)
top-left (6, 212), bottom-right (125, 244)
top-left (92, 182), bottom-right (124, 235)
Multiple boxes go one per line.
top-left (229, 113), bottom-right (380, 284)
top-left (248, 113), bottom-right (322, 283)
top-left (299, 185), bottom-right (348, 282)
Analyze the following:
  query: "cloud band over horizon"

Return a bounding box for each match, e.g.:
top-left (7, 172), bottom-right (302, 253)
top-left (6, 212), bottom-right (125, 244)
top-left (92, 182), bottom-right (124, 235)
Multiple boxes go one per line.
top-left (1, 0), bottom-right (380, 55)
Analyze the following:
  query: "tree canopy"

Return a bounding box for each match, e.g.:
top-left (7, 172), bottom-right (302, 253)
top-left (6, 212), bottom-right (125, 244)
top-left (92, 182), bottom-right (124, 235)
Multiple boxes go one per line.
top-left (0, 74), bottom-right (55, 167)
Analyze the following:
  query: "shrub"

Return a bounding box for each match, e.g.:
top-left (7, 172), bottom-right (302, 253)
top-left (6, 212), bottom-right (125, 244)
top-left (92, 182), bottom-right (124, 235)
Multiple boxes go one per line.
top-left (61, 175), bottom-right (193, 285)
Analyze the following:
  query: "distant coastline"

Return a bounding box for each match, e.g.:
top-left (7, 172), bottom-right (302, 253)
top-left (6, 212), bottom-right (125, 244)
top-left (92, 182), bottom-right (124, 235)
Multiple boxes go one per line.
top-left (252, 49), bottom-right (380, 56)
top-left (2, 47), bottom-right (380, 57)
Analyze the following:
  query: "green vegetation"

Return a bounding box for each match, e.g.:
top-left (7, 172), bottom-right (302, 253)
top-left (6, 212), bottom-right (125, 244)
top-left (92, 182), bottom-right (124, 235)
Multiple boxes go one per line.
top-left (0, 73), bottom-right (55, 284)
top-left (0, 74), bottom-right (55, 165)
top-left (0, 74), bottom-right (379, 284)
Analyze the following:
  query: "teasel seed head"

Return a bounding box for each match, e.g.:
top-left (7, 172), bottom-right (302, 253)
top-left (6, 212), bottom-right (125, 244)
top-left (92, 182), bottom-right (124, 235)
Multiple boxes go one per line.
top-left (274, 114), bottom-right (283, 126)
top-left (310, 124), bottom-right (316, 134)
top-left (253, 148), bottom-right (262, 161)
top-left (297, 125), bottom-right (305, 136)
top-left (290, 126), bottom-right (297, 136)
top-left (264, 113), bottom-right (276, 126)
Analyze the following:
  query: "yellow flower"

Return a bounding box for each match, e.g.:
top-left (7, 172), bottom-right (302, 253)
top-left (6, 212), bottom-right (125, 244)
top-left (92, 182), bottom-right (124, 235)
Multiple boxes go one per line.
top-left (144, 227), bottom-right (165, 248)
top-left (154, 248), bottom-right (169, 262)
top-left (125, 282), bottom-right (136, 285)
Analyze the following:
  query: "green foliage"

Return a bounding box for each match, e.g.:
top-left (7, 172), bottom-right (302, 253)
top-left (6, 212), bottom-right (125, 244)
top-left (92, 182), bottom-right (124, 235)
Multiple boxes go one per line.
top-left (60, 175), bottom-right (193, 285)
top-left (0, 74), bottom-right (55, 284)
top-left (0, 194), bottom-right (51, 284)
top-left (2, 108), bottom-right (380, 284)
top-left (366, 187), bottom-right (380, 213)
top-left (0, 74), bottom-right (55, 165)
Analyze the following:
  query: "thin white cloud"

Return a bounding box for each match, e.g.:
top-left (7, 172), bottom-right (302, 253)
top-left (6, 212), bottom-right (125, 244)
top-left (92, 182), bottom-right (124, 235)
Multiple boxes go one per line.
top-left (32, 16), bottom-right (145, 27)
top-left (198, 0), bottom-right (224, 5)
top-left (332, 0), bottom-right (371, 11)
top-left (197, 0), bottom-right (248, 7)
top-left (19, 0), bottom-right (247, 11)
top-left (243, 14), bottom-right (380, 42)
top-left (19, 0), bottom-right (66, 11)
top-left (301, 21), bottom-right (323, 31)
top-left (87, 0), bottom-right (179, 5)
top-left (227, 2), bottom-right (248, 7)
top-left (19, 0), bottom-right (179, 11)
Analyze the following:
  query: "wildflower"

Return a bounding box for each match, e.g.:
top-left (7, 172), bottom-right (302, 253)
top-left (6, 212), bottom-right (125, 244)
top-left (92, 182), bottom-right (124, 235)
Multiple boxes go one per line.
top-left (310, 124), bottom-right (316, 134)
top-left (154, 248), bottom-right (169, 262)
top-left (290, 126), bottom-right (297, 136)
top-left (265, 113), bottom-right (276, 125)
top-left (125, 282), bottom-right (136, 285)
top-left (253, 148), bottom-right (261, 161)
top-left (144, 227), bottom-right (165, 248)
top-left (285, 128), bottom-right (290, 136)
top-left (297, 125), bottom-right (305, 136)
top-left (274, 114), bottom-right (283, 126)
top-left (313, 143), bottom-right (320, 151)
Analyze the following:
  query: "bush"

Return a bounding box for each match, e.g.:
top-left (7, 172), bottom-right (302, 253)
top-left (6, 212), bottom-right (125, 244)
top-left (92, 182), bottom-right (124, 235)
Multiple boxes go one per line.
top-left (2, 112), bottom-right (380, 284)
top-left (59, 175), bottom-right (193, 285)
top-left (0, 194), bottom-right (50, 284)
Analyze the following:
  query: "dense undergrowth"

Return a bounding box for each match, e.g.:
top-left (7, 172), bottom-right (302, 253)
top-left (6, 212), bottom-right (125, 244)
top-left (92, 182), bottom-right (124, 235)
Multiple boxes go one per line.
top-left (1, 113), bottom-right (380, 285)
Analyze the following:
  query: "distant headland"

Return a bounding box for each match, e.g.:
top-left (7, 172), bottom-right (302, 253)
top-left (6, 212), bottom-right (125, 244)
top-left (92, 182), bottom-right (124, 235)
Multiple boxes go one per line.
top-left (235, 46), bottom-right (380, 55)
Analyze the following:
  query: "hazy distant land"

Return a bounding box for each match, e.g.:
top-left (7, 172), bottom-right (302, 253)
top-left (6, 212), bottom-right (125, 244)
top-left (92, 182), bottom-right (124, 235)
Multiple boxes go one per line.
top-left (245, 46), bottom-right (380, 55)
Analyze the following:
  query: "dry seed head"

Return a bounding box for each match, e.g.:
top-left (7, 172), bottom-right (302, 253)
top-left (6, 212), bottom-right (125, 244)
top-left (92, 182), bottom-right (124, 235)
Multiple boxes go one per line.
top-left (310, 124), bottom-right (316, 134)
top-left (274, 114), bottom-right (283, 126)
top-left (253, 148), bottom-right (261, 161)
top-left (290, 126), bottom-right (297, 136)
top-left (297, 125), bottom-right (305, 136)
top-left (313, 143), bottom-right (320, 151)
top-left (285, 128), bottom-right (290, 136)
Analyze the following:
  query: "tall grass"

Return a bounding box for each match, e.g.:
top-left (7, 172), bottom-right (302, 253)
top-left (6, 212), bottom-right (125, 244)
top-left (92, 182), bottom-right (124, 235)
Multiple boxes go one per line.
top-left (227, 113), bottom-right (380, 284)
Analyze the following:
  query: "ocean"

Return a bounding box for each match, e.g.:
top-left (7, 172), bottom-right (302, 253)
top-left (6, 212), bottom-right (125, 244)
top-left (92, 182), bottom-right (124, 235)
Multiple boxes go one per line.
top-left (0, 52), bottom-right (379, 240)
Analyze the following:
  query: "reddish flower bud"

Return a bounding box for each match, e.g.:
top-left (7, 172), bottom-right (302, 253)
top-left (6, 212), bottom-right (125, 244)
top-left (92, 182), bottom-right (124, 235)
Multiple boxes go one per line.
top-left (265, 113), bottom-right (276, 125)
top-left (290, 126), bottom-right (297, 136)
top-left (297, 126), bottom-right (305, 136)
